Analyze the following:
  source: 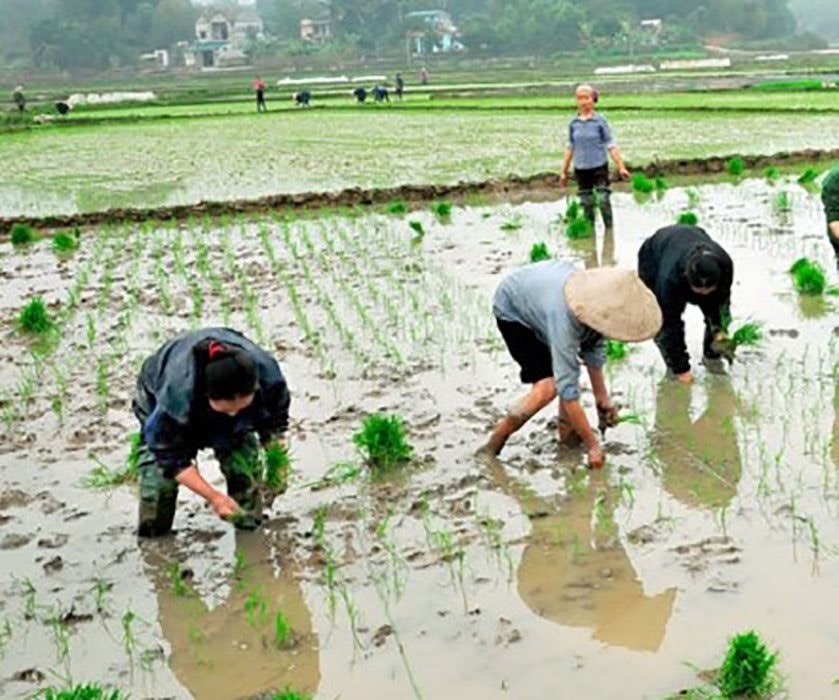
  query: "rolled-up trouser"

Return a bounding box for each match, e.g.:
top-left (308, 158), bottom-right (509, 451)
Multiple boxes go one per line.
top-left (137, 433), bottom-right (263, 538)
top-left (575, 164), bottom-right (613, 227)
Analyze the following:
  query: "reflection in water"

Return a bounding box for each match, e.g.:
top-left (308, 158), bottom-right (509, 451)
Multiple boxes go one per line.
top-left (652, 378), bottom-right (742, 510)
top-left (834, 379), bottom-right (839, 469)
top-left (484, 458), bottom-right (676, 652)
top-left (143, 531), bottom-right (320, 699)
top-left (569, 226), bottom-right (616, 269)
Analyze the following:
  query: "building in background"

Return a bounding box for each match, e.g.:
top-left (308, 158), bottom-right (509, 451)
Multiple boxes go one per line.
top-left (185, 8), bottom-right (265, 68)
top-left (405, 10), bottom-right (464, 55)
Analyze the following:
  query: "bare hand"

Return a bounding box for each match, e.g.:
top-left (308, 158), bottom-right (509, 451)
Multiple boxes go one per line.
top-left (676, 371), bottom-right (694, 384)
top-left (210, 492), bottom-right (241, 520)
top-left (560, 172), bottom-right (569, 188)
top-left (618, 166), bottom-right (630, 180)
top-left (596, 401), bottom-right (620, 433)
top-left (587, 444), bottom-right (605, 469)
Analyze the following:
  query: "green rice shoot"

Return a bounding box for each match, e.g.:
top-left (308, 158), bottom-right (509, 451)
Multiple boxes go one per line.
top-left (606, 340), bottom-right (629, 362)
top-left (566, 217), bottom-right (593, 240)
top-left (764, 166), bottom-right (780, 181)
top-left (10, 223), bottom-right (37, 246)
top-left (353, 414), bottom-right (413, 472)
top-left (386, 200), bottom-right (407, 215)
top-left (773, 191), bottom-right (792, 213)
top-left (271, 688), bottom-right (312, 700)
top-left (631, 173), bottom-right (655, 193)
top-left (797, 167), bottom-right (820, 184)
top-left (677, 211), bottom-right (699, 225)
top-left (500, 217), bottom-right (523, 231)
top-left (718, 630), bottom-right (779, 699)
top-left (408, 220), bottom-right (425, 238)
top-left (731, 322), bottom-right (762, 348)
top-left (84, 433), bottom-right (141, 489)
top-left (789, 257), bottom-right (826, 295)
top-left (17, 296), bottom-right (54, 335)
top-left (39, 684), bottom-right (128, 700)
top-left (529, 242), bottom-right (551, 262)
top-left (564, 199), bottom-right (581, 222)
top-left (274, 610), bottom-right (292, 647)
top-left (53, 228), bottom-right (81, 254)
top-left (654, 175), bottom-right (668, 191)
top-left (430, 201), bottom-right (453, 219)
top-left (726, 156), bottom-right (745, 177)
top-left (264, 442), bottom-right (291, 491)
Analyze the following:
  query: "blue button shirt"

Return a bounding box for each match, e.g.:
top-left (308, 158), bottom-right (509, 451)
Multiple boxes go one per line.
top-left (493, 261), bottom-right (606, 400)
top-left (568, 113), bottom-right (614, 170)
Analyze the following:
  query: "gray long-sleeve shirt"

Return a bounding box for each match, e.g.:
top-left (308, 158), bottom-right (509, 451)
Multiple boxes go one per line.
top-left (493, 261), bottom-right (606, 400)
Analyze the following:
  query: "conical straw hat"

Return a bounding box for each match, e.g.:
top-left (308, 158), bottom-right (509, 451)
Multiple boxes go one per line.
top-left (564, 268), bottom-right (662, 342)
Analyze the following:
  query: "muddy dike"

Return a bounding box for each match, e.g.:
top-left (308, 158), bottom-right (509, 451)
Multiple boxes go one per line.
top-left (1, 147), bottom-right (837, 237)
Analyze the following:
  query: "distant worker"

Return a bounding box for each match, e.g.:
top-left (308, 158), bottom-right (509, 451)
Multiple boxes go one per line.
top-left (821, 166), bottom-right (839, 271)
top-left (560, 84), bottom-right (630, 229)
top-left (483, 262), bottom-right (661, 468)
top-left (55, 101), bottom-right (71, 116)
top-left (12, 85), bottom-right (25, 113)
top-left (352, 87), bottom-right (368, 104)
top-left (253, 76), bottom-right (267, 113)
top-left (293, 90), bottom-right (311, 107)
top-left (420, 67), bottom-right (429, 85)
top-left (133, 328), bottom-right (291, 536)
top-left (373, 86), bottom-right (390, 104)
top-left (638, 224), bottom-right (734, 384)
top-left (395, 73), bottom-right (405, 100)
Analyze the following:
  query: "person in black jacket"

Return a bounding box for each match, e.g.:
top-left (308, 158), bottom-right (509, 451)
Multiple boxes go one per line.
top-left (638, 225), bottom-right (734, 384)
top-left (133, 328), bottom-right (290, 537)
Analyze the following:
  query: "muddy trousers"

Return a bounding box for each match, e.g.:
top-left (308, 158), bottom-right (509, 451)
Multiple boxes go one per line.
top-left (575, 164), bottom-right (613, 228)
top-left (137, 433), bottom-right (262, 537)
top-left (654, 318), bottom-right (719, 374)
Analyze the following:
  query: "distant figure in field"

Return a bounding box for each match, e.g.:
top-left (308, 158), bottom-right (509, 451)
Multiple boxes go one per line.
top-left (352, 87), bottom-right (368, 104)
top-left (12, 85), bottom-right (25, 112)
top-left (821, 166), bottom-right (839, 271)
top-left (253, 76), bottom-right (267, 113)
top-left (395, 73), bottom-right (405, 100)
top-left (293, 91), bottom-right (311, 107)
top-left (560, 84), bottom-right (630, 229)
top-left (55, 101), bottom-right (71, 116)
top-left (373, 86), bottom-right (390, 104)
top-left (420, 67), bottom-right (429, 85)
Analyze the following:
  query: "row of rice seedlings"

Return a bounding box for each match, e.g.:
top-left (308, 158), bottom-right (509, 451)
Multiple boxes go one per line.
top-left (562, 199), bottom-right (594, 239)
top-left (790, 257), bottom-right (826, 295)
top-left (677, 211), bottom-right (699, 225)
top-left (529, 242), bottom-right (551, 262)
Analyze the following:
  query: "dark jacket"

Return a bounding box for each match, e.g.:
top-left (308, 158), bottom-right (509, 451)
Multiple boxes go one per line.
top-left (822, 167), bottom-right (839, 223)
top-left (638, 225), bottom-right (733, 375)
top-left (133, 328), bottom-right (290, 478)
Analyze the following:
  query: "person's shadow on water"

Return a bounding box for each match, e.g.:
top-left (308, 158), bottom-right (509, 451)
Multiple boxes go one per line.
top-left (142, 529), bottom-right (320, 699)
top-left (481, 456), bottom-right (676, 652)
top-left (650, 377), bottom-right (742, 511)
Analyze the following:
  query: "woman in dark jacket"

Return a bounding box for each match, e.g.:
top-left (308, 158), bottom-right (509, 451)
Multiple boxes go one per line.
top-left (638, 225), bottom-right (734, 384)
top-left (133, 327), bottom-right (290, 537)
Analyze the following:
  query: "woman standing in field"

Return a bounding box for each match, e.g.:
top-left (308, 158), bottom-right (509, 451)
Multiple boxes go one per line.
top-left (821, 165), bottom-right (839, 271)
top-left (560, 84), bottom-right (630, 229)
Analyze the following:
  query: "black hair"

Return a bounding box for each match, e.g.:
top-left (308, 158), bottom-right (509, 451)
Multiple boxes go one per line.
top-left (204, 342), bottom-right (257, 400)
top-left (685, 247), bottom-right (722, 290)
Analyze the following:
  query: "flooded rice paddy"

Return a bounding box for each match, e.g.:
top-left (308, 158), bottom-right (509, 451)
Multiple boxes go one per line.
top-left (0, 177), bottom-right (838, 699)
top-left (2, 110), bottom-right (839, 218)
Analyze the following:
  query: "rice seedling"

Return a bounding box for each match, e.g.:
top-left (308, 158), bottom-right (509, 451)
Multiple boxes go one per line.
top-left (83, 433), bottom-right (141, 489)
top-left (789, 257), bottom-right (826, 295)
top-left (686, 188), bottom-right (701, 207)
top-left (773, 190), bottom-right (792, 213)
top-left (274, 609), bottom-right (293, 648)
top-left (631, 173), bottom-right (655, 194)
top-left (53, 229), bottom-right (80, 254)
top-left (764, 165), bottom-right (780, 181)
top-left (566, 216), bottom-right (594, 240)
top-left (39, 684), bottom-right (128, 700)
top-left (606, 340), bottom-right (629, 362)
top-left (654, 175), bottom-right (668, 191)
top-left (245, 588), bottom-right (269, 627)
top-left (564, 199), bottom-right (582, 222)
top-left (312, 505), bottom-right (328, 548)
top-left (718, 630), bottom-right (779, 698)
top-left (264, 442), bottom-right (291, 491)
top-left (271, 687), bottom-right (312, 700)
top-left (121, 608), bottom-right (137, 658)
top-left (387, 200), bottom-right (407, 215)
top-left (677, 211), bottom-right (699, 225)
top-left (430, 201), bottom-right (453, 219)
top-left (167, 562), bottom-right (193, 597)
top-left (408, 220), bottom-right (425, 242)
top-left (91, 578), bottom-right (112, 615)
top-left (354, 414), bottom-right (413, 472)
top-left (17, 297), bottom-right (54, 335)
top-left (726, 156), bottom-right (745, 177)
top-left (10, 223), bottom-right (36, 246)
top-left (46, 609), bottom-right (72, 667)
top-left (798, 167), bottom-right (820, 184)
top-left (500, 217), bottom-right (523, 232)
top-left (529, 242), bottom-right (551, 263)
top-left (731, 322), bottom-right (763, 348)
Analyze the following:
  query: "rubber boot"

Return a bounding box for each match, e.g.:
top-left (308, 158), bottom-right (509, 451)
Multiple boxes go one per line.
top-left (599, 199), bottom-right (614, 229)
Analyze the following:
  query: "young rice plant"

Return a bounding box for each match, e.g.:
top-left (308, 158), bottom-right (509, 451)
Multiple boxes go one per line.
top-left (353, 414), bottom-right (413, 473)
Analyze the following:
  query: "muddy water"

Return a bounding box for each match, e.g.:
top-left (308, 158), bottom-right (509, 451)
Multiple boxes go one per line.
top-left (0, 177), bottom-right (838, 699)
